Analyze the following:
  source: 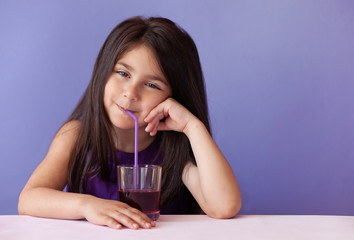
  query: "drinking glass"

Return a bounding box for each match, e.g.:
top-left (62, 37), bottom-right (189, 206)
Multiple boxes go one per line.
top-left (117, 164), bottom-right (162, 221)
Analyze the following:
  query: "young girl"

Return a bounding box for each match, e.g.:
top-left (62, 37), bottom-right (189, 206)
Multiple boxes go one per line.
top-left (18, 16), bottom-right (241, 230)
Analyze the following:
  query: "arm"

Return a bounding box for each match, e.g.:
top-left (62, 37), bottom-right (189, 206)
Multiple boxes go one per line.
top-left (144, 98), bottom-right (242, 218)
top-left (18, 121), bottom-right (154, 229)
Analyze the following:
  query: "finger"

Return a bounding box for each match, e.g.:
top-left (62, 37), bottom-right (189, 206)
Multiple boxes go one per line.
top-left (102, 215), bottom-right (123, 230)
top-left (128, 208), bottom-right (155, 225)
top-left (145, 118), bottom-right (159, 133)
top-left (149, 122), bottom-right (164, 136)
top-left (114, 203), bottom-right (155, 228)
top-left (109, 211), bottom-right (140, 229)
top-left (145, 100), bottom-right (170, 123)
top-left (156, 121), bottom-right (169, 132)
top-left (145, 117), bottom-right (163, 135)
top-left (145, 111), bottom-right (166, 124)
top-left (119, 208), bottom-right (155, 229)
top-left (125, 206), bottom-right (155, 227)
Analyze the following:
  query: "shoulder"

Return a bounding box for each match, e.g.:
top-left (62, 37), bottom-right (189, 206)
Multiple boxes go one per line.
top-left (56, 120), bottom-right (81, 138)
top-left (50, 120), bottom-right (82, 150)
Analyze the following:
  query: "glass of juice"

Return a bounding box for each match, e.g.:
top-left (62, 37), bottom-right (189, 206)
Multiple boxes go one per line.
top-left (117, 164), bottom-right (162, 221)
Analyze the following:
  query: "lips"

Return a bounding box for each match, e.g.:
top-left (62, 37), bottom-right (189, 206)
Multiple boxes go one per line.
top-left (116, 104), bottom-right (137, 114)
top-left (117, 104), bottom-right (126, 112)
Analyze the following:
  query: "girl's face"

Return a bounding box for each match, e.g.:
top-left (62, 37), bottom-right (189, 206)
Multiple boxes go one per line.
top-left (103, 44), bottom-right (172, 130)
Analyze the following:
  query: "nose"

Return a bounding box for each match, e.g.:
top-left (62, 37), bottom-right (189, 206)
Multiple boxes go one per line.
top-left (123, 83), bottom-right (139, 101)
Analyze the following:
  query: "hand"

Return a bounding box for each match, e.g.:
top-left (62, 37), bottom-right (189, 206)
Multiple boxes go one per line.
top-left (144, 98), bottom-right (197, 136)
top-left (82, 195), bottom-right (155, 230)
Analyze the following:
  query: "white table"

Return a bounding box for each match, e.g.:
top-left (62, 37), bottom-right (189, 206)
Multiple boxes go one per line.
top-left (1, 215), bottom-right (354, 240)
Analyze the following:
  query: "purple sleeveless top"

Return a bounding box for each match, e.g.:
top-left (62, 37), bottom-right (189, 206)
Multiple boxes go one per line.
top-left (80, 140), bottom-right (189, 214)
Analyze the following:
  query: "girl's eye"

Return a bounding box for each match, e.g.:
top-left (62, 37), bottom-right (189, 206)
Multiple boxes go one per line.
top-left (116, 70), bottom-right (130, 78)
top-left (146, 83), bottom-right (161, 90)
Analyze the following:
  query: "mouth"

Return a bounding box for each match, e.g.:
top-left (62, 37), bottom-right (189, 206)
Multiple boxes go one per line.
top-left (116, 104), bottom-right (137, 114)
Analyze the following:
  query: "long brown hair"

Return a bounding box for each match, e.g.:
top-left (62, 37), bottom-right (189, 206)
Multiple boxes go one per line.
top-left (66, 16), bottom-right (210, 213)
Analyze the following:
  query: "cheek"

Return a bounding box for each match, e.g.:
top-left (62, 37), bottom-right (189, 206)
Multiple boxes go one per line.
top-left (142, 102), bottom-right (157, 114)
top-left (103, 86), bottom-right (112, 108)
top-left (143, 95), bottom-right (168, 113)
top-left (104, 79), bottom-right (121, 100)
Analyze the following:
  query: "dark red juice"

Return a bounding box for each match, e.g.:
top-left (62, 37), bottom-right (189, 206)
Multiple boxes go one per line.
top-left (119, 189), bottom-right (160, 213)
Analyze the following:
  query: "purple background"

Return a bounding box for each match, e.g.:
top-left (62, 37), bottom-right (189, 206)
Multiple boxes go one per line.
top-left (1, 0), bottom-right (353, 215)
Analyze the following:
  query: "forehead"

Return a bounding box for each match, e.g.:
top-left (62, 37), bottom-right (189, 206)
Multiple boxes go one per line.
top-left (118, 44), bottom-right (158, 65)
top-left (116, 44), bottom-right (165, 76)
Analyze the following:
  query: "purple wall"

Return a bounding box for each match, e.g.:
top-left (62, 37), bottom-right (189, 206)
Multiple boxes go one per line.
top-left (1, 0), bottom-right (353, 215)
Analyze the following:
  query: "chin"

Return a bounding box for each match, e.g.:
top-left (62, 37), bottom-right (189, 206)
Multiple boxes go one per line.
top-left (112, 121), bottom-right (135, 130)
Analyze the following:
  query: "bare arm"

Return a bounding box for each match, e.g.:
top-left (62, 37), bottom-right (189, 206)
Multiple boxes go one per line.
top-left (19, 121), bottom-right (81, 218)
top-left (144, 98), bottom-right (242, 218)
top-left (182, 118), bottom-right (242, 218)
top-left (18, 121), bottom-right (154, 229)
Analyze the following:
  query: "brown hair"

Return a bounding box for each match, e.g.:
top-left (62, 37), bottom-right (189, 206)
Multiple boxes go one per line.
top-left (66, 16), bottom-right (210, 213)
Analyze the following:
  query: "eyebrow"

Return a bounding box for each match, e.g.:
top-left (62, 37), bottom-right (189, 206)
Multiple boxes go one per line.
top-left (117, 62), bottom-right (134, 72)
top-left (116, 62), bottom-right (168, 85)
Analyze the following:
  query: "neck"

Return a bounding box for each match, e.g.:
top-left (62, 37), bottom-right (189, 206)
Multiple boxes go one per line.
top-left (114, 126), bottom-right (155, 153)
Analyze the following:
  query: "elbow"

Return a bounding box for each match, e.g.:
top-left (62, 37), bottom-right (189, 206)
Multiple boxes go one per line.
top-left (206, 198), bottom-right (242, 219)
top-left (18, 192), bottom-right (26, 215)
top-left (18, 190), bottom-right (30, 215)
top-left (18, 207), bottom-right (25, 215)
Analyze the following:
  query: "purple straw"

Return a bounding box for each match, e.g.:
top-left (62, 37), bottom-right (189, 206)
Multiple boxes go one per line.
top-left (125, 110), bottom-right (138, 189)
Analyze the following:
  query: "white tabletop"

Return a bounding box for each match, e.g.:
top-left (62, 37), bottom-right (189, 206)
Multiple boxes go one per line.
top-left (1, 215), bottom-right (354, 240)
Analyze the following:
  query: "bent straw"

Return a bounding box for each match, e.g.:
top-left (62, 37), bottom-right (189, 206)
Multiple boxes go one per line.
top-left (125, 110), bottom-right (138, 189)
